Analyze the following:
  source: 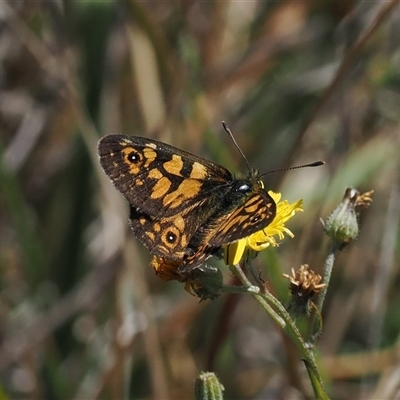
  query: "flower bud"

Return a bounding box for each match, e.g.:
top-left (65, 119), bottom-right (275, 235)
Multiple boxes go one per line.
top-left (185, 264), bottom-right (223, 301)
top-left (323, 188), bottom-right (373, 249)
top-left (195, 372), bottom-right (224, 400)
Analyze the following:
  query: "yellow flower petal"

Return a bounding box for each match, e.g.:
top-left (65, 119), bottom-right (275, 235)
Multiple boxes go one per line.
top-left (223, 238), bottom-right (247, 266)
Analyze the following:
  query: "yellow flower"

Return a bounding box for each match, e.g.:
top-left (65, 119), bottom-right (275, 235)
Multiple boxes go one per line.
top-left (224, 192), bottom-right (303, 265)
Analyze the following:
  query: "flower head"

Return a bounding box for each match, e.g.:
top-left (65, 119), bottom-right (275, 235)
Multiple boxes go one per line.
top-left (283, 264), bottom-right (326, 317)
top-left (224, 192), bottom-right (303, 265)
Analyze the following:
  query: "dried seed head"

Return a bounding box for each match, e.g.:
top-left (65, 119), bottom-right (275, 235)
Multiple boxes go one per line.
top-left (283, 264), bottom-right (326, 317)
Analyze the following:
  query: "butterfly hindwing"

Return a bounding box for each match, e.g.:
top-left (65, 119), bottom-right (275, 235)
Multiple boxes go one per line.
top-left (181, 191), bottom-right (276, 270)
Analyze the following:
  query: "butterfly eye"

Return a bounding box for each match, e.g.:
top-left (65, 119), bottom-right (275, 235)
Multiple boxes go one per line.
top-left (250, 214), bottom-right (261, 223)
top-left (237, 183), bottom-right (250, 192)
top-left (127, 151), bottom-right (141, 164)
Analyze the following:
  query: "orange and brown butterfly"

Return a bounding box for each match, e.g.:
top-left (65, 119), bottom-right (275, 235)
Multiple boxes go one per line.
top-left (97, 124), bottom-right (277, 279)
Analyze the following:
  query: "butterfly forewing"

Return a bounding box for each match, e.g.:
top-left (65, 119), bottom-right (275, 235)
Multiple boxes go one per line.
top-left (98, 135), bottom-right (233, 218)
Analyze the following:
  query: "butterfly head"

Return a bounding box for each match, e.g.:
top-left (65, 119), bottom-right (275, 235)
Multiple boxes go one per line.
top-left (234, 167), bottom-right (263, 190)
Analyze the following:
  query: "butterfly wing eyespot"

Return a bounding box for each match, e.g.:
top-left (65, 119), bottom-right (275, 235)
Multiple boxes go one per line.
top-left (250, 214), bottom-right (261, 224)
top-left (166, 232), bottom-right (177, 243)
top-left (98, 133), bottom-right (277, 274)
top-left (127, 150), bottom-right (141, 164)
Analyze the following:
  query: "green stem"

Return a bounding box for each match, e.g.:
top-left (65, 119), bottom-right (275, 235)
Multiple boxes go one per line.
top-left (233, 261), bottom-right (329, 399)
top-left (310, 242), bottom-right (340, 341)
top-left (231, 264), bottom-right (285, 328)
top-left (317, 244), bottom-right (337, 311)
top-left (244, 256), bottom-right (262, 284)
top-left (221, 285), bottom-right (260, 294)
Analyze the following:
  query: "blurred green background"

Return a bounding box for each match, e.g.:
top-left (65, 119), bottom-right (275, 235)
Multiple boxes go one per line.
top-left (0, 1), bottom-right (399, 399)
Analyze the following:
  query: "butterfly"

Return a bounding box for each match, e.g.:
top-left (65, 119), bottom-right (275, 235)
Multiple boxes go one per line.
top-left (98, 129), bottom-right (276, 275)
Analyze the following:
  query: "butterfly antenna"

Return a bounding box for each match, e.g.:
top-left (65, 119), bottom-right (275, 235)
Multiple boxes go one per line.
top-left (259, 160), bottom-right (325, 178)
top-left (222, 121), bottom-right (252, 173)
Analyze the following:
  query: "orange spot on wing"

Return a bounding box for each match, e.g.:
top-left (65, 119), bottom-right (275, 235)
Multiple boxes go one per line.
top-left (149, 168), bottom-right (163, 179)
top-left (143, 148), bottom-right (157, 167)
top-left (145, 231), bottom-right (155, 241)
top-left (174, 216), bottom-right (185, 231)
top-left (151, 177), bottom-right (172, 199)
top-left (163, 155), bottom-right (183, 176)
top-left (191, 162), bottom-right (208, 179)
top-left (163, 179), bottom-right (201, 208)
